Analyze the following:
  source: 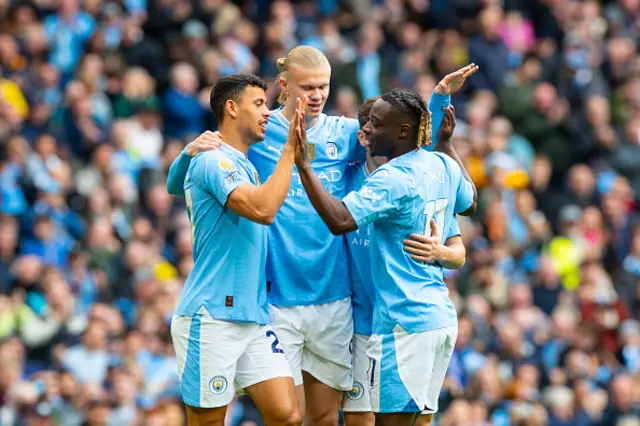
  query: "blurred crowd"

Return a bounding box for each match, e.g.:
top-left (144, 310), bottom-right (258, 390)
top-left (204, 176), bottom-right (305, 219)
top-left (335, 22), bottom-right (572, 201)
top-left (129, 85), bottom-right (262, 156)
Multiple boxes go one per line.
top-left (0, 0), bottom-right (640, 425)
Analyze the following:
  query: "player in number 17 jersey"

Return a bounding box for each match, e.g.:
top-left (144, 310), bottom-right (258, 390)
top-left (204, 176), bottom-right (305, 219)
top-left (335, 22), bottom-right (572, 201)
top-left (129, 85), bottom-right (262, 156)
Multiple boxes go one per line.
top-left (342, 98), bottom-right (469, 426)
top-left (294, 88), bottom-right (477, 426)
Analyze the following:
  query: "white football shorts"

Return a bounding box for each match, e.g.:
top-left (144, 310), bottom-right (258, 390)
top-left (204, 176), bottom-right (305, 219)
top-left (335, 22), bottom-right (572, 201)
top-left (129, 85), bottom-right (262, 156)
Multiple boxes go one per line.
top-left (268, 297), bottom-right (354, 391)
top-left (171, 310), bottom-right (292, 408)
top-left (368, 324), bottom-right (458, 414)
top-left (342, 333), bottom-right (372, 412)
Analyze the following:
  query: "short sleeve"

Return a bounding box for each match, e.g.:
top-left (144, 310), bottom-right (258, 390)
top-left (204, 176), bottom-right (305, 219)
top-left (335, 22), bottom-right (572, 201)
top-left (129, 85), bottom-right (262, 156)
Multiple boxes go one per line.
top-left (191, 152), bottom-right (252, 205)
top-left (342, 166), bottom-right (408, 229)
top-left (426, 92), bottom-right (451, 151)
top-left (444, 216), bottom-right (461, 240)
top-left (454, 171), bottom-right (474, 214)
top-left (345, 118), bottom-right (365, 163)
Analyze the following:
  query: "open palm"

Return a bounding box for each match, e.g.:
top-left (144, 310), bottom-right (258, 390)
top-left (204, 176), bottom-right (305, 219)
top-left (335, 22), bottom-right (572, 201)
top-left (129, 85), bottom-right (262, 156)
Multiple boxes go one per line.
top-left (436, 64), bottom-right (479, 95)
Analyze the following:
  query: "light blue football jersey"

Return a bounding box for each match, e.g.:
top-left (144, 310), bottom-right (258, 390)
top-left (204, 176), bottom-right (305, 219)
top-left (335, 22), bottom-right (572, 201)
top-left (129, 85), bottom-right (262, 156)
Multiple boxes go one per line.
top-left (345, 161), bottom-right (463, 336)
top-left (342, 150), bottom-right (473, 335)
top-left (175, 143), bottom-right (269, 324)
top-left (248, 108), bottom-right (363, 306)
top-left (165, 91), bottom-right (450, 308)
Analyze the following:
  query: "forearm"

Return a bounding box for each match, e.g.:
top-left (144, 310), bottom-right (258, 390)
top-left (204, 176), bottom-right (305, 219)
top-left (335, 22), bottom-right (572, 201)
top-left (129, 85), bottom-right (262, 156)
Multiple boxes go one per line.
top-left (298, 163), bottom-right (356, 235)
top-left (436, 243), bottom-right (466, 270)
top-left (428, 91), bottom-right (450, 149)
top-left (254, 145), bottom-right (295, 215)
top-left (167, 151), bottom-right (192, 196)
top-left (436, 142), bottom-right (477, 215)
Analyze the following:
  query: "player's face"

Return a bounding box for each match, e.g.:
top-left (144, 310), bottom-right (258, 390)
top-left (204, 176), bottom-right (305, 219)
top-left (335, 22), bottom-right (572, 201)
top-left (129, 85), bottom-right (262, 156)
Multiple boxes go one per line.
top-left (237, 86), bottom-right (271, 143)
top-left (282, 65), bottom-right (331, 118)
top-left (362, 99), bottom-right (401, 158)
top-left (358, 128), bottom-right (388, 169)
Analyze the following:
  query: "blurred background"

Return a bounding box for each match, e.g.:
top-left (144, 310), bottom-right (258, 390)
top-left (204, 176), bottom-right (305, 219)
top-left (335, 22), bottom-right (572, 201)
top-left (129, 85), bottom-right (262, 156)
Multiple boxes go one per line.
top-left (0, 0), bottom-right (639, 425)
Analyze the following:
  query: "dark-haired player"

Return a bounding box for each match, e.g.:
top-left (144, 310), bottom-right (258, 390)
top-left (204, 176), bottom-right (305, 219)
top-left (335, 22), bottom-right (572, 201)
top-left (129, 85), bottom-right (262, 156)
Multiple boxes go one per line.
top-left (170, 74), bottom-right (306, 426)
top-left (294, 88), bottom-right (477, 426)
top-left (342, 99), bottom-right (469, 426)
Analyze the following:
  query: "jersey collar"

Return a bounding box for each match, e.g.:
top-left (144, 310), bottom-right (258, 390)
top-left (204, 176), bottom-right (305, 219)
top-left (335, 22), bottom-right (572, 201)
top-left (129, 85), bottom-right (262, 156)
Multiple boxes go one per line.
top-left (220, 142), bottom-right (248, 160)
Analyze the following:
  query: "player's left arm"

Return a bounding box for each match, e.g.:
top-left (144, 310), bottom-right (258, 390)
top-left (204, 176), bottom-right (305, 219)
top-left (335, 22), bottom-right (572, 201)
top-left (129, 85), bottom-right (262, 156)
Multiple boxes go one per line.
top-left (426, 64), bottom-right (478, 151)
top-left (426, 92), bottom-right (450, 151)
top-left (166, 131), bottom-right (222, 196)
top-left (436, 106), bottom-right (477, 215)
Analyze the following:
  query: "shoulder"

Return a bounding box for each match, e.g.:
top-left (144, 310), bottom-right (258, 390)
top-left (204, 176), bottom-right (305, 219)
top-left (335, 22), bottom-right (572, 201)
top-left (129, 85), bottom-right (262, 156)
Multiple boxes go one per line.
top-left (191, 151), bottom-right (239, 176)
top-left (430, 152), bottom-right (461, 174)
top-left (368, 162), bottom-right (408, 186)
top-left (322, 115), bottom-right (359, 140)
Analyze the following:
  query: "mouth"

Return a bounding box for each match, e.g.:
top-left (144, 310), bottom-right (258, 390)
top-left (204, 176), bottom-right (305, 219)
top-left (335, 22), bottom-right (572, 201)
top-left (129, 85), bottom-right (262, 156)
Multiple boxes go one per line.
top-left (308, 103), bottom-right (323, 113)
top-left (259, 121), bottom-right (267, 133)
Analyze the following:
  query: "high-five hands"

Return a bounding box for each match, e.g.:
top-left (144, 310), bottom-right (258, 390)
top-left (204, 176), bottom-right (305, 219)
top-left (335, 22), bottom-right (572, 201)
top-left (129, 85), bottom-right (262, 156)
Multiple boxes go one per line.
top-left (404, 219), bottom-right (442, 263)
top-left (434, 64), bottom-right (479, 96)
top-left (292, 96), bottom-right (310, 167)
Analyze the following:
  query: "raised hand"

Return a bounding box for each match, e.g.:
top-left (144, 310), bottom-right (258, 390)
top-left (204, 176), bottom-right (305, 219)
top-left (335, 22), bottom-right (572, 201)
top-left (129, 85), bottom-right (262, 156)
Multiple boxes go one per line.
top-left (403, 219), bottom-right (442, 263)
top-left (437, 105), bottom-right (456, 144)
top-left (435, 63), bottom-right (479, 95)
top-left (186, 130), bottom-right (223, 157)
top-left (293, 97), bottom-right (310, 167)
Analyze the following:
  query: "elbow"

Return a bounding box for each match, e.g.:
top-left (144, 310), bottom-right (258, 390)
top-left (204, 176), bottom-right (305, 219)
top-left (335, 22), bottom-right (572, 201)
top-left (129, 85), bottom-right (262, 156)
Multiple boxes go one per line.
top-left (459, 201), bottom-right (478, 217)
top-left (258, 215), bottom-right (275, 226)
top-left (455, 256), bottom-right (467, 269)
top-left (329, 226), bottom-right (345, 236)
top-left (255, 208), bottom-right (276, 226)
top-left (328, 220), bottom-right (354, 236)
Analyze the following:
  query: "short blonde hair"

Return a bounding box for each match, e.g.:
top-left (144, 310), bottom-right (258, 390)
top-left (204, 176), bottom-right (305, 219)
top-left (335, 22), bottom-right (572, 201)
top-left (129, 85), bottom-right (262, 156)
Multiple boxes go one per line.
top-left (276, 45), bottom-right (331, 104)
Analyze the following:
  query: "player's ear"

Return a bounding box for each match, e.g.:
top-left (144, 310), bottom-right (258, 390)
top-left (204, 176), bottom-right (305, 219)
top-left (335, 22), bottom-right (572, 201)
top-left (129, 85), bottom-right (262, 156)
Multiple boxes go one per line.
top-left (279, 77), bottom-right (288, 96)
top-left (225, 99), bottom-right (237, 120)
top-left (399, 123), bottom-right (411, 140)
top-left (357, 130), bottom-right (368, 148)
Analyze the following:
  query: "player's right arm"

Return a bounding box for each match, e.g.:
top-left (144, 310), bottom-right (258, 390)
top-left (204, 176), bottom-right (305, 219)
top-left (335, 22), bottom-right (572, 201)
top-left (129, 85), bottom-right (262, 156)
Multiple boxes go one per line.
top-left (222, 98), bottom-right (307, 225)
top-left (166, 131), bottom-right (223, 196)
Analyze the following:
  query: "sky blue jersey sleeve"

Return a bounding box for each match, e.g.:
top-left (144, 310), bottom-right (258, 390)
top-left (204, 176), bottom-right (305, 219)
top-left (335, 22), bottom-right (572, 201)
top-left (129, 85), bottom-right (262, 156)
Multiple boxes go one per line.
top-left (346, 117), bottom-right (365, 162)
top-left (454, 165), bottom-right (474, 214)
top-left (444, 216), bottom-right (461, 239)
top-left (342, 166), bottom-right (408, 229)
top-left (191, 152), bottom-right (252, 205)
top-left (166, 150), bottom-right (192, 196)
top-left (426, 92), bottom-right (451, 151)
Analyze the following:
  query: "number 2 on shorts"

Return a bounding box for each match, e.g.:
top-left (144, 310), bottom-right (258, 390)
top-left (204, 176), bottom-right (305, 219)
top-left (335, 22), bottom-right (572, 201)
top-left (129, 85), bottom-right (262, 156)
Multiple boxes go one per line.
top-left (266, 330), bottom-right (285, 354)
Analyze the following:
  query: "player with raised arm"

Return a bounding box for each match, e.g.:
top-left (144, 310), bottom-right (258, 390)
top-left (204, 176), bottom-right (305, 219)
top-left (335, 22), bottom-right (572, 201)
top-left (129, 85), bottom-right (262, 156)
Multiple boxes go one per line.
top-left (170, 74), bottom-right (307, 426)
top-left (166, 45), bottom-right (477, 425)
top-left (294, 91), bottom-right (477, 426)
top-left (342, 100), bottom-right (468, 426)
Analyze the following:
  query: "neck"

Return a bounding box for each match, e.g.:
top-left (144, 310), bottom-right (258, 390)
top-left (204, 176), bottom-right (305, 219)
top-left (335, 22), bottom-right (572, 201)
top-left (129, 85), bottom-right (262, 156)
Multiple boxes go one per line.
top-left (218, 123), bottom-right (250, 155)
top-left (388, 142), bottom-right (414, 160)
top-left (281, 103), bottom-right (319, 128)
top-left (365, 153), bottom-right (377, 174)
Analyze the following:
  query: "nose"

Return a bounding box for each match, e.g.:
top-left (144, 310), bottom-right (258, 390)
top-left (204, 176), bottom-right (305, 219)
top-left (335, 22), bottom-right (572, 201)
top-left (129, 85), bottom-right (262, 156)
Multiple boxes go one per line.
top-left (264, 109), bottom-right (272, 119)
top-left (309, 89), bottom-right (323, 101)
top-left (363, 120), bottom-right (372, 134)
